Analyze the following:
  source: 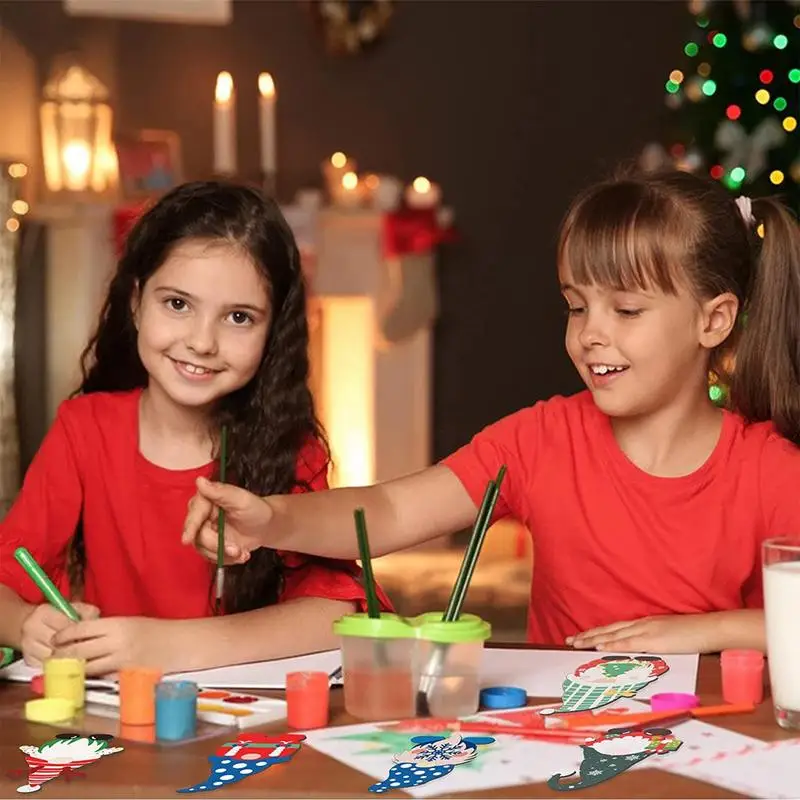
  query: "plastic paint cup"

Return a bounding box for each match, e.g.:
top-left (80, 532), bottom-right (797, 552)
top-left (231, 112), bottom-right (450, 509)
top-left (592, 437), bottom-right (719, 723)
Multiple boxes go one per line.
top-left (720, 649), bottom-right (764, 705)
top-left (155, 680), bottom-right (198, 741)
top-left (43, 657), bottom-right (85, 709)
top-left (650, 692), bottom-right (700, 713)
top-left (286, 671), bottom-right (330, 729)
top-left (119, 666), bottom-right (162, 725)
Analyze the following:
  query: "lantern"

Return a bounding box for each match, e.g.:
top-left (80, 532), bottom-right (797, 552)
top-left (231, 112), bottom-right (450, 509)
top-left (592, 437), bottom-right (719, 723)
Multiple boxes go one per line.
top-left (40, 61), bottom-right (117, 195)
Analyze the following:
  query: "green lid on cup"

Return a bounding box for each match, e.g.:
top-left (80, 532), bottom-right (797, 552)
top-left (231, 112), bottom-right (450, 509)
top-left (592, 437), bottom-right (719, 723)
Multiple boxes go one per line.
top-left (413, 611), bottom-right (492, 644)
top-left (333, 612), bottom-right (416, 639)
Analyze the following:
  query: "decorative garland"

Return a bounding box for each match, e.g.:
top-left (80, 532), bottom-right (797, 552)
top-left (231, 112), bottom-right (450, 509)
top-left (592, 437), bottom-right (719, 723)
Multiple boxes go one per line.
top-left (308, 0), bottom-right (393, 56)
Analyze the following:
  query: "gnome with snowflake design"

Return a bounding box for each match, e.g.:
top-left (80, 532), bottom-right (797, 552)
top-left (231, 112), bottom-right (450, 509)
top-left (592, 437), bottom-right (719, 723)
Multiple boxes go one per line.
top-left (369, 733), bottom-right (494, 793)
top-left (16, 733), bottom-right (123, 793)
top-left (548, 727), bottom-right (682, 791)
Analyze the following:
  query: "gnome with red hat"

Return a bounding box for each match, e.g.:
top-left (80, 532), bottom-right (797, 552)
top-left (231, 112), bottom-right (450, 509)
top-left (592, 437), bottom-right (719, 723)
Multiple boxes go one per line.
top-left (177, 733), bottom-right (305, 793)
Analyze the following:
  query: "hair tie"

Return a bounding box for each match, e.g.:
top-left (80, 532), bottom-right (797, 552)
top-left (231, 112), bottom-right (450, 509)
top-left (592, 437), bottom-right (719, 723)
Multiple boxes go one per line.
top-left (735, 195), bottom-right (755, 226)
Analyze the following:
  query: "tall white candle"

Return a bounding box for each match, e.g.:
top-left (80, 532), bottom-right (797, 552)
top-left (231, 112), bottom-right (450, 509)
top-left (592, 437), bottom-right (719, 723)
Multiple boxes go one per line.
top-left (213, 71), bottom-right (236, 176)
top-left (258, 72), bottom-right (276, 178)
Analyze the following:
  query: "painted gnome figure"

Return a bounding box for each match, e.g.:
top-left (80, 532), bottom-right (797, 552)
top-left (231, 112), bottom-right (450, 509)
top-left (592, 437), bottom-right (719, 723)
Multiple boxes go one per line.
top-left (16, 733), bottom-right (123, 793)
top-left (177, 733), bottom-right (305, 793)
top-left (548, 727), bottom-right (682, 791)
top-left (369, 733), bottom-right (494, 793)
top-left (544, 655), bottom-right (670, 714)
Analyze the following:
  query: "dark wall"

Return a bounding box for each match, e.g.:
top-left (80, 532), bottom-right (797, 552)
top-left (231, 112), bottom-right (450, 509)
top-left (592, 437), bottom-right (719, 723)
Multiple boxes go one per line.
top-left (115, 0), bottom-right (688, 459)
top-left (2, 0), bottom-right (690, 463)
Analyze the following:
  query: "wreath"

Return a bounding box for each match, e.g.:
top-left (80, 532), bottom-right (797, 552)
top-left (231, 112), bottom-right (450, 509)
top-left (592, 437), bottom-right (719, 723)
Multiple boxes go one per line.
top-left (307, 0), bottom-right (393, 56)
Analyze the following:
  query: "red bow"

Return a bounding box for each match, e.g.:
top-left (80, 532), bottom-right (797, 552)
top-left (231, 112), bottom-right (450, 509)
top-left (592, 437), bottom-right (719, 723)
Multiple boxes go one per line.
top-left (382, 209), bottom-right (456, 258)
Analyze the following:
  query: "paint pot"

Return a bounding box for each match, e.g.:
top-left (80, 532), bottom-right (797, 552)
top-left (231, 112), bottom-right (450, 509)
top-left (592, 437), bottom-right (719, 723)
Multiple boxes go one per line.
top-left (119, 666), bottom-right (162, 725)
top-left (43, 657), bottom-right (85, 709)
top-left (286, 671), bottom-right (330, 729)
top-left (155, 680), bottom-right (198, 741)
top-left (25, 697), bottom-right (75, 724)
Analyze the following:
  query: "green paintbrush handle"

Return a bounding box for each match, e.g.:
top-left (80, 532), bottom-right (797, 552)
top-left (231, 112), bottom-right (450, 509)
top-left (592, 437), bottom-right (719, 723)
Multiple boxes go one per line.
top-left (14, 547), bottom-right (79, 622)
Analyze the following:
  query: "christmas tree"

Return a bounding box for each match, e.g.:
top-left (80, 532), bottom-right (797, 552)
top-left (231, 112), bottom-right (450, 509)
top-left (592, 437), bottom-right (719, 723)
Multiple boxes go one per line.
top-left (659, 0), bottom-right (800, 213)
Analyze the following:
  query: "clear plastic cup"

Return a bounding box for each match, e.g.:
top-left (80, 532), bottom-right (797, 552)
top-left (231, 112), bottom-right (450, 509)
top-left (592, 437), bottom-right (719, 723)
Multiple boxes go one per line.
top-left (333, 613), bottom-right (418, 721)
top-left (414, 612), bottom-right (492, 718)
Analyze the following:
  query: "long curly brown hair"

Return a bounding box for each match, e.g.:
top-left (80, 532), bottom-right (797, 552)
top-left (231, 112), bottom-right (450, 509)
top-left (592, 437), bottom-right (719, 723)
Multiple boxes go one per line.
top-left (71, 180), bottom-right (329, 613)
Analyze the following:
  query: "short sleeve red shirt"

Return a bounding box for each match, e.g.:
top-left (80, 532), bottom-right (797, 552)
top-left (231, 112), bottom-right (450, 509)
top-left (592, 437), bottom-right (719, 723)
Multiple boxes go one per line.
top-left (441, 391), bottom-right (800, 645)
top-left (0, 389), bottom-right (392, 617)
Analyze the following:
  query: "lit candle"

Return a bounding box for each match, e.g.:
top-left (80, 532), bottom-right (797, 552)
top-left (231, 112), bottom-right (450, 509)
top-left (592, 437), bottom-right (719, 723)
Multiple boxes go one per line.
top-left (404, 176), bottom-right (441, 210)
top-left (213, 71), bottom-right (236, 176)
top-left (322, 151), bottom-right (356, 197)
top-left (258, 72), bottom-right (276, 180)
top-left (333, 170), bottom-right (364, 208)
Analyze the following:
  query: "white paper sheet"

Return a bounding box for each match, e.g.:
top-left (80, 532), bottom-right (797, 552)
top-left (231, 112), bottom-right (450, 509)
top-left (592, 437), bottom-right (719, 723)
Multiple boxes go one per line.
top-left (656, 738), bottom-right (800, 798)
top-left (0, 648), bottom-right (697, 696)
top-left (162, 649), bottom-right (344, 689)
top-left (480, 648), bottom-right (699, 699)
top-left (0, 649), bottom-right (344, 690)
top-left (300, 700), bottom-right (768, 797)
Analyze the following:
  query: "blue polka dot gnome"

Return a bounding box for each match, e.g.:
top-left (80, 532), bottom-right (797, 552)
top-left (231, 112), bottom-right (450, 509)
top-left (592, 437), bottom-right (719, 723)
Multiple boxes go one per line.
top-left (369, 733), bottom-right (495, 793)
top-left (177, 733), bottom-right (305, 793)
top-left (548, 727), bottom-right (682, 791)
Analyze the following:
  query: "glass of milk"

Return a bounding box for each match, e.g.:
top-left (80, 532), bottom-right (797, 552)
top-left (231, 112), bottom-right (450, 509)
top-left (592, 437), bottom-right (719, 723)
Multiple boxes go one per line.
top-left (763, 538), bottom-right (800, 730)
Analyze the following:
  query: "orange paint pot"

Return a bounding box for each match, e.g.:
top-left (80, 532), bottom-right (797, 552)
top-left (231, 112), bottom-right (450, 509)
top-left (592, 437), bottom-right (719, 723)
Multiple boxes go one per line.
top-left (119, 667), bottom-right (162, 726)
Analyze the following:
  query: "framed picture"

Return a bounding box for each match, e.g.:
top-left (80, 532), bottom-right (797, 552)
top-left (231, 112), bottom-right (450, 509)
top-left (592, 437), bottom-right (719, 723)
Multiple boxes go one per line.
top-left (115, 129), bottom-right (182, 200)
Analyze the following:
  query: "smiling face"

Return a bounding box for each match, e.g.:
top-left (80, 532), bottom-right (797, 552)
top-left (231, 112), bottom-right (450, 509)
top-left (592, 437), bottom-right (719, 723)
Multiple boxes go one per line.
top-left (132, 238), bottom-right (271, 412)
top-left (560, 265), bottom-right (712, 419)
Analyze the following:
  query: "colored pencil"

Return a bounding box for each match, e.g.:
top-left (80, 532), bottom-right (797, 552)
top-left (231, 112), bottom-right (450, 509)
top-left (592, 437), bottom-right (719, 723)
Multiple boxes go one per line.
top-left (215, 425), bottom-right (228, 615)
top-left (447, 720), bottom-right (598, 744)
top-left (14, 547), bottom-right (79, 622)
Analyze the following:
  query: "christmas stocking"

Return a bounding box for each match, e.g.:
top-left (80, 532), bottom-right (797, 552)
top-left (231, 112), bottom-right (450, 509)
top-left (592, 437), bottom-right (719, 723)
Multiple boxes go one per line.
top-left (548, 728), bottom-right (682, 791)
top-left (378, 253), bottom-right (438, 345)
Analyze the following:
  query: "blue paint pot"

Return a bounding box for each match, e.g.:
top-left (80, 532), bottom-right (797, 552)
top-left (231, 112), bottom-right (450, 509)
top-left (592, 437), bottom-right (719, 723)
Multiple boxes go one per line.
top-left (155, 680), bottom-right (198, 741)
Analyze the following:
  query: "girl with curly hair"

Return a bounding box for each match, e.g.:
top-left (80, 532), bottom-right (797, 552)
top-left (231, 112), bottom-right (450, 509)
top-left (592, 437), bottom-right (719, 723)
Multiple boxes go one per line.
top-left (0, 180), bottom-right (390, 676)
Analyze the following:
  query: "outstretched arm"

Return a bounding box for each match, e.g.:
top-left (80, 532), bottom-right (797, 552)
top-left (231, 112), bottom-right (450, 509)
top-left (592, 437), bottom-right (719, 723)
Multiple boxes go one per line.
top-left (183, 465), bottom-right (478, 563)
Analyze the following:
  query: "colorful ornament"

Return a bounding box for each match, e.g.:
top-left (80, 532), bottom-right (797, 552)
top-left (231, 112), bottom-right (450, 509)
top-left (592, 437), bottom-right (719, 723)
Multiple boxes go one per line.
top-left (177, 733), bottom-right (305, 793)
top-left (540, 656), bottom-right (669, 715)
top-left (548, 727), bottom-right (682, 790)
top-left (15, 734), bottom-right (123, 794)
top-left (368, 733), bottom-right (494, 793)
top-left (714, 118), bottom-right (787, 180)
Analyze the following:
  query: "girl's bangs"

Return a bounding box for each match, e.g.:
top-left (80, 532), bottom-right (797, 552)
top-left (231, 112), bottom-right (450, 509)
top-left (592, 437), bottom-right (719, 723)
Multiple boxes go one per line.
top-left (559, 186), bottom-right (686, 294)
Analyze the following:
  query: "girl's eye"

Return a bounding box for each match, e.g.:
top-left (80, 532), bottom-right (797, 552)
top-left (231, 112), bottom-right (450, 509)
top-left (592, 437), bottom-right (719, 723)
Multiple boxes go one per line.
top-left (617, 308), bottom-right (643, 318)
top-left (565, 306), bottom-right (585, 316)
top-left (166, 297), bottom-right (188, 312)
top-left (229, 310), bottom-right (253, 326)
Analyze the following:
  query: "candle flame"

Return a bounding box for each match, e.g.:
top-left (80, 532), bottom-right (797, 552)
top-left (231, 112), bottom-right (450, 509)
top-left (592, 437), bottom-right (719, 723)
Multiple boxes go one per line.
top-left (216, 71), bottom-right (234, 103)
top-left (258, 72), bottom-right (275, 97)
top-left (412, 176), bottom-right (431, 193)
top-left (342, 171), bottom-right (358, 190)
top-left (331, 152), bottom-right (347, 169)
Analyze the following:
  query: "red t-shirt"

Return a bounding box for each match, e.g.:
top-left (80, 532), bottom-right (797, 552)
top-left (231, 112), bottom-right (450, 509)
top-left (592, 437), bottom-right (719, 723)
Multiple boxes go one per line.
top-left (0, 389), bottom-right (392, 618)
top-left (442, 391), bottom-right (800, 645)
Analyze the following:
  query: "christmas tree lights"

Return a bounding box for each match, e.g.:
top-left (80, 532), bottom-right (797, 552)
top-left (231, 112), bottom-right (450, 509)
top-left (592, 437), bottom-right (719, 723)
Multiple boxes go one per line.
top-left (662, 0), bottom-right (799, 211)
